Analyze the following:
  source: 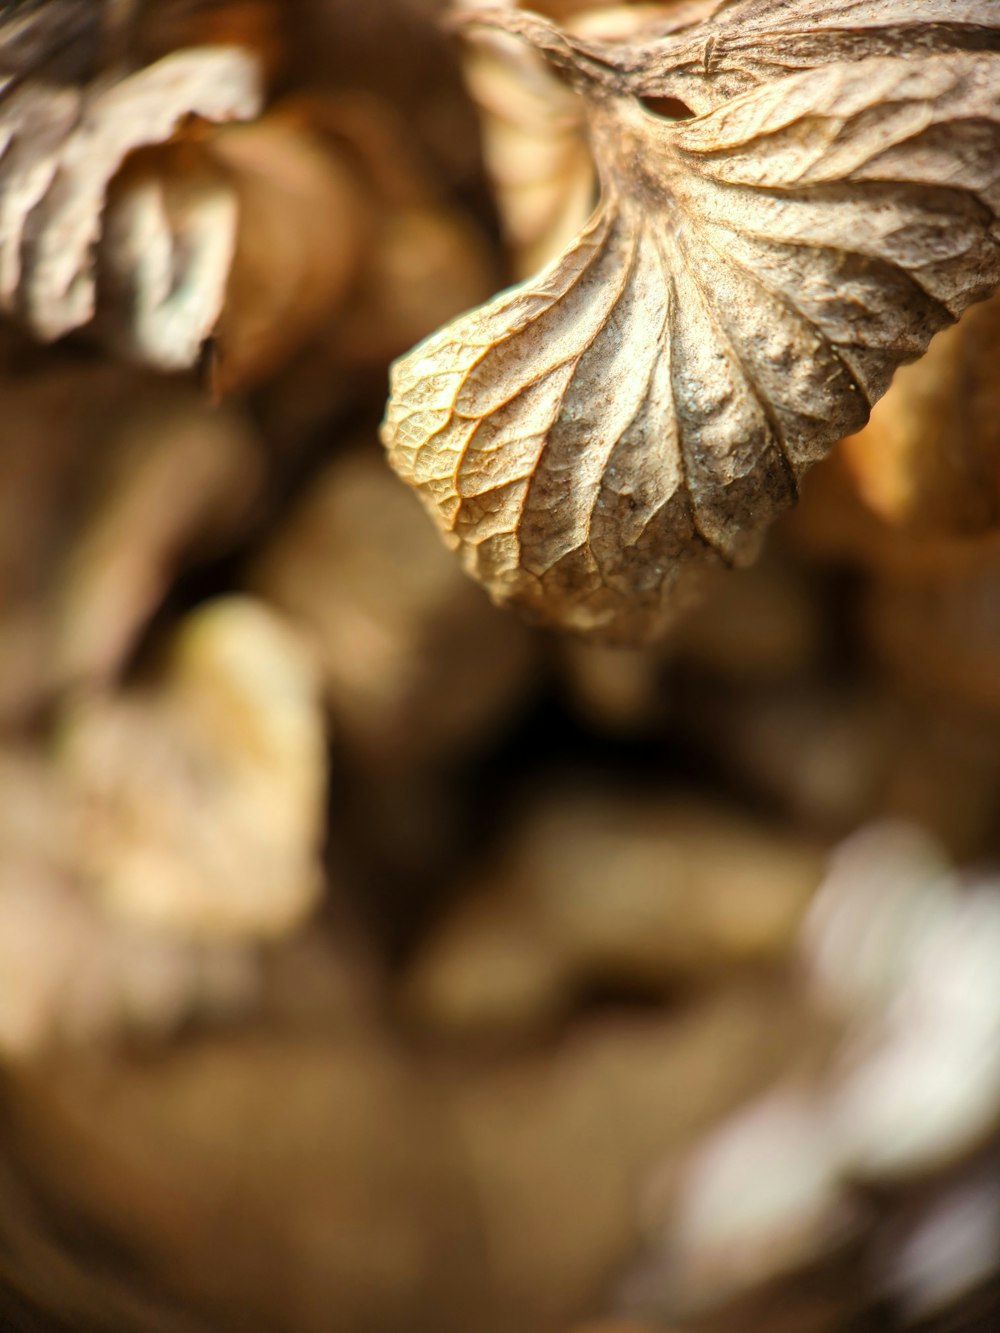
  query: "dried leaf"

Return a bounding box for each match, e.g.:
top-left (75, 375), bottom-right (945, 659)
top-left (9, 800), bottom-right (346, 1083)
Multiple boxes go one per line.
top-left (101, 105), bottom-right (371, 385)
top-left (97, 139), bottom-right (242, 371)
top-left (331, 199), bottom-right (497, 375)
top-left (208, 110), bottom-right (369, 393)
top-left (251, 442), bottom-right (535, 771)
top-left (53, 385), bottom-right (265, 689)
top-left (0, 0), bottom-right (104, 89)
top-left (0, 747), bottom-right (259, 1058)
top-left (461, 22), bottom-right (594, 278)
top-left (460, 5), bottom-right (701, 279)
top-left (0, 28), bottom-right (261, 346)
top-left (446, 981), bottom-right (812, 1333)
top-left (838, 290), bottom-right (1000, 537)
top-left (0, 359), bottom-right (263, 723)
top-left (401, 788), bottom-right (821, 1037)
top-left (383, 3), bottom-right (1000, 642)
top-left (5, 1030), bottom-right (486, 1333)
top-left (61, 597), bottom-right (328, 940)
top-left (301, 90), bottom-right (500, 378)
top-left (865, 534), bottom-right (1000, 717)
top-left (622, 827), bottom-right (1000, 1326)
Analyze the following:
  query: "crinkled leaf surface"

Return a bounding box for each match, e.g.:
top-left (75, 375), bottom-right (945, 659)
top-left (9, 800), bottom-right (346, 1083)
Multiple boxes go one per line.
top-left (383, 2), bottom-right (1000, 642)
top-left (0, 2), bottom-right (261, 351)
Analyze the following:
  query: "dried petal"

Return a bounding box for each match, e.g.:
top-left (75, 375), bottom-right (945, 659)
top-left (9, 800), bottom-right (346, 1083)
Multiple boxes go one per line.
top-left (384, 5), bottom-right (1000, 641)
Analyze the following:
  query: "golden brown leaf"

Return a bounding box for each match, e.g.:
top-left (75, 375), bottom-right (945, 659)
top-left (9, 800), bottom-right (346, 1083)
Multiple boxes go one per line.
top-left (0, 362), bottom-right (263, 724)
top-left (459, 5), bottom-right (710, 280)
top-left (61, 597), bottom-right (327, 940)
top-left (53, 385), bottom-right (265, 688)
top-left (401, 787), bottom-right (821, 1037)
top-left (100, 103), bottom-right (372, 387)
top-left (0, 746), bottom-right (259, 1058)
top-left (4, 1030), bottom-right (486, 1333)
top-left (205, 109), bottom-right (369, 393)
top-left (383, 3), bottom-right (1000, 642)
top-left (97, 139), bottom-right (243, 371)
top-left (838, 291), bottom-right (1000, 537)
top-left (865, 534), bottom-right (1000, 717)
top-left (251, 442), bottom-right (535, 771)
top-left (461, 18), bottom-right (594, 279)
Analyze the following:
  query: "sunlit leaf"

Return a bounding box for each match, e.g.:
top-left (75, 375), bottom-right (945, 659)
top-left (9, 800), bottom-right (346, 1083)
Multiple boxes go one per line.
top-left (384, 3), bottom-right (1000, 641)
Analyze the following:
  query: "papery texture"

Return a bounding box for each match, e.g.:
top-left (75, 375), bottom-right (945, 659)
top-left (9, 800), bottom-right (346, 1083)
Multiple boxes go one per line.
top-left (384, 3), bottom-right (1000, 641)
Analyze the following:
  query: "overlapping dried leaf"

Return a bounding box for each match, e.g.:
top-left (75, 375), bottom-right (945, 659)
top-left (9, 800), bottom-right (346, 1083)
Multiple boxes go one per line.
top-left (0, 13), bottom-right (262, 352)
top-left (0, 3), bottom-right (374, 384)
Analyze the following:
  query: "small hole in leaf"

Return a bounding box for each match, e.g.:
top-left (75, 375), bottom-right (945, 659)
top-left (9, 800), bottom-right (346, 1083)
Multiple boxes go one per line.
top-left (639, 93), bottom-right (695, 121)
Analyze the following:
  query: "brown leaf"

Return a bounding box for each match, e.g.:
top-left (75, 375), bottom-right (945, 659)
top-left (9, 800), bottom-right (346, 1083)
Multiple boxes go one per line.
top-left (865, 534), bottom-right (1000, 718)
top-left (100, 103), bottom-right (371, 386)
top-left (383, 3), bottom-right (1000, 642)
top-left (0, 0), bottom-right (105, 89)
top-left (205, 108), bottom-right (369, 393)
top-left (96, 138), bottom-right (243, 372)
top-left (459, 5), bottom-right (713, 279)
top-left (838, 291), bottom-right (1000, 538)
top-left (461, 19), bottom-right (595, 279)
top-left (4, 1029), bottom-right (486, 1333)
top-left (53, 384), bottom-right (265, 689)
top-left (0, 24), bottom-right (261, 347)
top-left (250, 441), bottom-right (535, 772)
top-left (0, 747), bottom-right (259, 1058)
top-left (445, 979), bottom-right (814, 1333)
top-left (61, 597), bottom-right (328, 940)
top-left (400, 787), bottom-right (821, 1038)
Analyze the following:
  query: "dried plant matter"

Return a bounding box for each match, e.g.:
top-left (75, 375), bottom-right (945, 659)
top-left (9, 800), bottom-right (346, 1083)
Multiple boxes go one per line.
top-left (383, 2), bottom-right (1000, 642)
top-left (0, 363), bottom-right (262, 726)
top-left (461, 19), bottom-right (594, 278)
top-left (0, 25), bottom-right (261, 347)
top-left (627, 824), bottom-right (1000, 1326)
top-left (251, 444), bottom-right (535, 771)
top-left (0, 748), bottom-right (259, 1059)
top-left (202, 111), bottom-right (367, 393)
top-left (4, 1031), bottom-right (487, 1333)
top-left (403, 790), bottom-right (822, 1038)
top-left (54, 384), bottom-right (264, 689)
top-left (838, 291), bottom-right (1000, 538)
top-left (4, 4), bottom-right (1000, 1331)
top-left (62, 597), bottom-right (327, 940)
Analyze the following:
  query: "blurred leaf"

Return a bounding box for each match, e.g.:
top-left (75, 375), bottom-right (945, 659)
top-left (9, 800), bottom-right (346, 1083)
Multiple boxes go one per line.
top-left (205, 108), bottom-right (369, 392)
top-left (0, 27), bottom-right (262, 349)
top-left (62, 597), bottom-right (328, 939)
top-left (839, 291), bottom-right (1000, 538)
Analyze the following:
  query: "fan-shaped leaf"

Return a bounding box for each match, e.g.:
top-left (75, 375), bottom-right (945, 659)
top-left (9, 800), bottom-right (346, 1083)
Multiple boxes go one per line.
top-left (383, 4), bottom-right (1000, 641)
